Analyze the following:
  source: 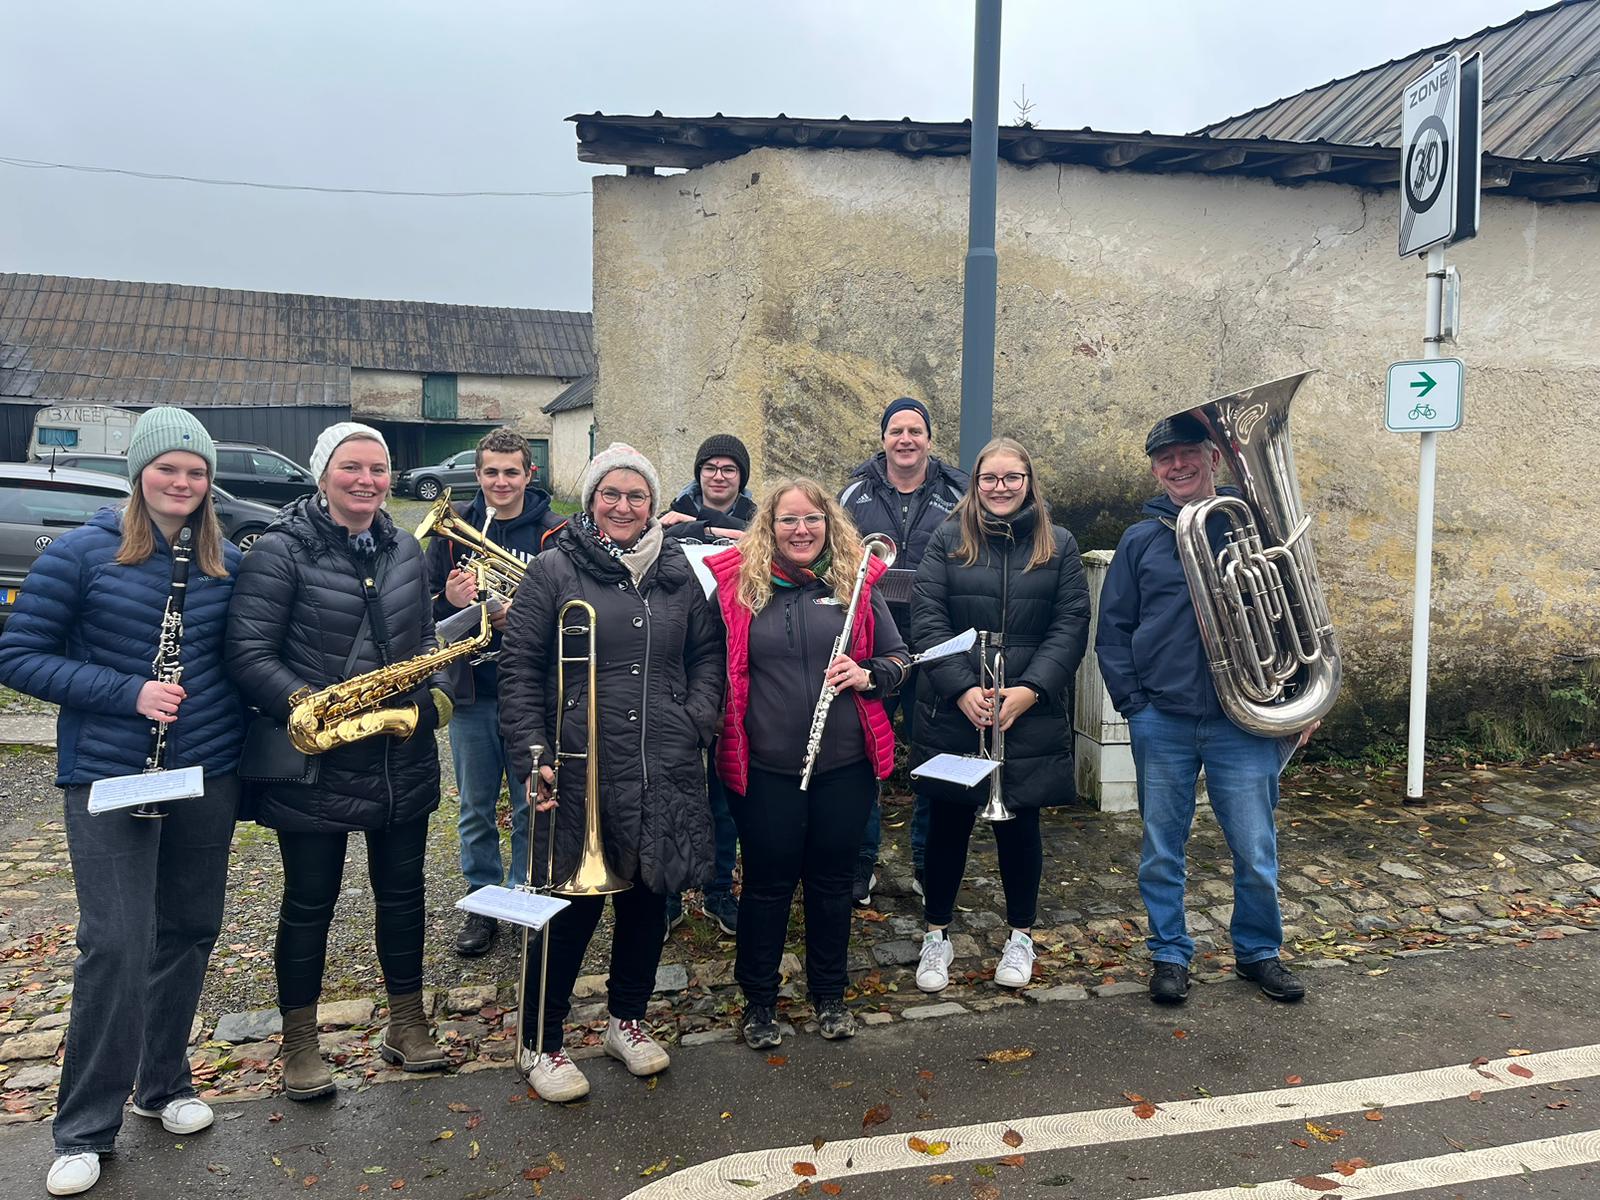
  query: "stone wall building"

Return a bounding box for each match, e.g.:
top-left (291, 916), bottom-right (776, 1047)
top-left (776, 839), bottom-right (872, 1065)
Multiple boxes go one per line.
top-left (570, 3), bottom-right (1600, 743)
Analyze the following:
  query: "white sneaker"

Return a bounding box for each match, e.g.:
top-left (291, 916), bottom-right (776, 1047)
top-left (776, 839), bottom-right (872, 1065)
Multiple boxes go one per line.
top-left (604, 1016), bottom-right (671, 1076)
top-left (915, 931), bottom-right (954, 993)
top-left (524, 1049), bottom-right (590, 1102)
top-left (46, 1153), bottom-right (100, 1196)
top-left (130, 1096), bottom-right (214, 1135)
top-left (994, 930), bottom-right (1035, 988)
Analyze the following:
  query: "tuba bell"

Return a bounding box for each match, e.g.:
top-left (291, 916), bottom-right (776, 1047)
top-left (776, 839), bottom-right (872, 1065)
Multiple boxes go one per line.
top-left (412, 488), bottom-right (531, 604)
top-left (1169, 371), bottom-right (1342, 738)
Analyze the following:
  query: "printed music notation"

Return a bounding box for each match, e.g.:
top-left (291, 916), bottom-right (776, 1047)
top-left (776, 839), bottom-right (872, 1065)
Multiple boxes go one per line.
top-left (455, 885), bottom-right (570, 931)
top-left (87, 765), bottom-right (206, 813)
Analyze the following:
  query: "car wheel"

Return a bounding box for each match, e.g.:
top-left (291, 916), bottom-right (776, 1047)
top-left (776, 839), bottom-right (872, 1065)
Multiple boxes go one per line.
top-left (415, 477), bottom-right (442, 501)
top-left (234, 527), bottom-right (265, 553)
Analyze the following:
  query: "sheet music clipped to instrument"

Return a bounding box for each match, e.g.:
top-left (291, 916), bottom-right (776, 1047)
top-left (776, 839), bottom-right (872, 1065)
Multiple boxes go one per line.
top-left (455, 885), bottom-right (570, 931)
top-left (88, 765), bottom-right (206, 814)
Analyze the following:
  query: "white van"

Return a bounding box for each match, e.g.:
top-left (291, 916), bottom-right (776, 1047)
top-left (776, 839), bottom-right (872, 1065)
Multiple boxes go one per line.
top-left (27, 405), bottom-right (139, 460)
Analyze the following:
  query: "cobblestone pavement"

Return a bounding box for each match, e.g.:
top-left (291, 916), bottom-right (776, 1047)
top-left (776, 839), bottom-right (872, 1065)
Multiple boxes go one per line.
top-left (2, 739), bottom-right (1599, 1125)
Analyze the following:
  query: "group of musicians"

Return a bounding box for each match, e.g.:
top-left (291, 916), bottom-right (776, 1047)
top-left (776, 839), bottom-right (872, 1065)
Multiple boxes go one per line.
top-left (0, 397), bottom-right (1307, 1195)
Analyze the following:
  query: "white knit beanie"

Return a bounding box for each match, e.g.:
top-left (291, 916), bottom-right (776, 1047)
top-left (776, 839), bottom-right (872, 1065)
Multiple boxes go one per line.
top-left (581, 442), bottom-right (661, 512)
top-left (310, 421), bottom-right (389, 482)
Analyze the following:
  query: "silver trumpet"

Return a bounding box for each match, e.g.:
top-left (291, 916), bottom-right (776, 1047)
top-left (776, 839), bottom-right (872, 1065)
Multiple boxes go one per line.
top-left (799, 533), bottom-right (897, 791)
top-left (976, 631), bottom-right (1014, 822)
top-left (1172, 371), bottom-right (1342, 737)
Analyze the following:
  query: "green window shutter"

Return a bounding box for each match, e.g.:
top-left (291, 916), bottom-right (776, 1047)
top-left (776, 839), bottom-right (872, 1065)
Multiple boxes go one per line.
top-left (422, 373), bottom-right (458, 419)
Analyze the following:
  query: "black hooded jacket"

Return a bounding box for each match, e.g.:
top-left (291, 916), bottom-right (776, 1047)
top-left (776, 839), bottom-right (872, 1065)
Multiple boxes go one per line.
top-left (226, 496), bottom-right (448, 832)
top-left (664, 483), bottom-right (758, 543)
top-left (911, 505), bottom-right (1091, 809)
top-left (497, 525), bottom-right (726, 895)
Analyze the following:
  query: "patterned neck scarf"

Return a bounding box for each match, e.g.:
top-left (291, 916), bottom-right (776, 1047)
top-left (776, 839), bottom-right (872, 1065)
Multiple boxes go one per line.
top-left (772, 549), bottom-right (832, 589)
top-left (579, 510), bottom-right (633, 560)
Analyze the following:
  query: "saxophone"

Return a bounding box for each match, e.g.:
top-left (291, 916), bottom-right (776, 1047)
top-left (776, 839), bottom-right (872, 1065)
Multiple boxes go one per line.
top-left (287, 599), bottom-right (490, 755)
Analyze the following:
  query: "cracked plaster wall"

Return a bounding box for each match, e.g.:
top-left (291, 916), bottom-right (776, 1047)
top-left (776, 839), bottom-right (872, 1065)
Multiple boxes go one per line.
top-left (591, 147), bottom-right (1600, 737)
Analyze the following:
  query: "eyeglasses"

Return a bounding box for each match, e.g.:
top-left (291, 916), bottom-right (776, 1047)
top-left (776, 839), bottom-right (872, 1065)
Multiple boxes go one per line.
top-left (775, 514), bottom-right (826, 531)
top-left (701, 463), bottom-right (740, 478)
top-left (597, 487), bottom-right (652, 508)
top-left (976, 472), bottom-right (1028, 491)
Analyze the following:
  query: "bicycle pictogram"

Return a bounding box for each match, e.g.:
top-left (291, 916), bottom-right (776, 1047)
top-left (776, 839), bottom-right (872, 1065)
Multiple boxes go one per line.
top-left (1408, 403), bottom-right (1437, 421)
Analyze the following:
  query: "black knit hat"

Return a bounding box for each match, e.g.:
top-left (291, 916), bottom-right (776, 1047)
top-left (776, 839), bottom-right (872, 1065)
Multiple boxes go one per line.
top-left (1144, 413), bottom-right (1210, 456)
top-left (694, 433), bottom-right (751, 492)
top-left (881, 396), bottom-right (932, 436)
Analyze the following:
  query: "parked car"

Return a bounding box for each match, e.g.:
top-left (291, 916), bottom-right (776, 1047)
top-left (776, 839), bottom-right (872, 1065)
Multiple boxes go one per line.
top-left (38, 451), bottom-right (279, 551)
top-left (214, 442), bottom-right (318, 506)
top-left (0, 464), bottom-right (130, 627)
top-left (396, 450), bottom-right (479, 502)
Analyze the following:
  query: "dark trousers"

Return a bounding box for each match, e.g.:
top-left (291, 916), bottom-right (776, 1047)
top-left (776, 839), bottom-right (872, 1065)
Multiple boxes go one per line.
top-left (275, 816), bottom-right (430, 1010)
top-left (518, 882), bottom-right (668, 1053)
top-left (859, 679), bottom-right (930, 870)
top-left (730, 761), bottom-right (875, 1007)
top-left (922, 799), bottom-right (1042, 930)
top-left (54, 775), bottom-right (239, 1155)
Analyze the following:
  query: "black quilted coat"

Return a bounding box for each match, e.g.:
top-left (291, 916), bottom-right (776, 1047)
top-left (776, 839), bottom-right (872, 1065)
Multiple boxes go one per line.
top-left (911, 505), bottom-right (1091, 809)
top-left (226, 496), bottom-right (447, 833)
top-left (498, 526), bottom-right (726, 895)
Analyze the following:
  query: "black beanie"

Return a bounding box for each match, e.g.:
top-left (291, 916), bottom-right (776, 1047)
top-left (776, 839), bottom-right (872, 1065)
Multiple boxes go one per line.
top-left (881, 396), bottom-right (932, 436)
top-left (694, 433), bottom-right (751, 492)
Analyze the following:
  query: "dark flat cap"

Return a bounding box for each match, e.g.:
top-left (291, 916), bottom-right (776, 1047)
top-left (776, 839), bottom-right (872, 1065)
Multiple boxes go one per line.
top-left (1145, 413), bottom-right (1210, 456)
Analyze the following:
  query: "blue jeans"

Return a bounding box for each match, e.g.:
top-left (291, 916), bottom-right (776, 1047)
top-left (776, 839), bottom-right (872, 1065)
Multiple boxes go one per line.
top-left (1128, 706), bottom-right (1287, 967)
top-left (450, 697), bottom-right (528, 891)
top-left (859, 679), bottom-right (929, 871)
top-left (55, 775), bottom-right (239, 1155)
top-left (706, 761), bottom-right (738, 897)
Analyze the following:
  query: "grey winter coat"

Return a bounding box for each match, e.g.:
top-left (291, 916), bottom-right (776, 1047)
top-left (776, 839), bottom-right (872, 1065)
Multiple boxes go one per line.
top-left (226, 496), bottom-right (447, 833)
top-left (498, 524), bottom-right (726, 895)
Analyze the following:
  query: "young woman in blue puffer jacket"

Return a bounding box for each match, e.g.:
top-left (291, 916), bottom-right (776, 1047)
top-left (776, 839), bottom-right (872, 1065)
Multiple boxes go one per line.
top-left (0, 407), bottom-right (243, 1198)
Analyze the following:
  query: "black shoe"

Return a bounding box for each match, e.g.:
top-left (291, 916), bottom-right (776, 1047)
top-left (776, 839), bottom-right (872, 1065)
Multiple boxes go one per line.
top-left (742, 1004), bottom-right (782, 1050)
top-left (817, 1000), bottom-right (856, 1040)
top-left (911, 866), bottom-right (926, 900)
top-left (663, 896), bottom-right (685, 944)
top-left (701, 891), bottom-right (739, 936)
top-left (851, 863), bottom-right (877, 907)
top-left (455, 912), bottom-right (497, 957)
top-left (1149, 961), bottom-right (1189, 1005)
top-left (1236, 957), bottom-right (1306, 1002)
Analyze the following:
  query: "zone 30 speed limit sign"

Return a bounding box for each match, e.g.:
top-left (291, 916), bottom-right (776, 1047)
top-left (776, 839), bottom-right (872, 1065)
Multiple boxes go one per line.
top-left (1399, 51), bottom-right (1482, 257)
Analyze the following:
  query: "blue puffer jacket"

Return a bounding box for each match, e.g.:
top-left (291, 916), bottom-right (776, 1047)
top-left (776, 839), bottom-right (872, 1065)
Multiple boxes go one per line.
top-left (0, 508), bottom-right (245, 786)
top-left (1095, 490), bottom-right (1245, 721)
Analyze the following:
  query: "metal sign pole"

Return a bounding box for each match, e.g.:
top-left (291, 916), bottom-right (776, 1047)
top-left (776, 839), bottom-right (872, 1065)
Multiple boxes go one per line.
top-left (1405, 244), bottom-right (1446, 800)
top-left (958, 0), bottom-right (1002, 472)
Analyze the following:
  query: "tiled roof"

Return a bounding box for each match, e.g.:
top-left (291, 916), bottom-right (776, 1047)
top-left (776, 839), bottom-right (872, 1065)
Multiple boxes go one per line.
top-left (0, 274), bottom-right (594, 408)
top-left (543, 372), bottom-right (593, 414)
top-left (1196, 0), bottom-right (1600, 163)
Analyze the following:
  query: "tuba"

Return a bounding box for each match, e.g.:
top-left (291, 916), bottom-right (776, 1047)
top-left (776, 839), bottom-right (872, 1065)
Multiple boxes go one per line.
top-left (1170, 371), bottom-right (1341, 738)
top-left (412, 489), bottom-right (531, 604)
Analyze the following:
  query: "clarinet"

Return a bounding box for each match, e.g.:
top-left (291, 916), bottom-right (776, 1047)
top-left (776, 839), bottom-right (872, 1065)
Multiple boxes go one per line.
top-left (134, 525), bottom-right (193, 819)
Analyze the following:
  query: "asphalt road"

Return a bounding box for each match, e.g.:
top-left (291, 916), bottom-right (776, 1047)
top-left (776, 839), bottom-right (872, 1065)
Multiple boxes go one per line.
top-left (5, 937), bottom-right (1598, 1200)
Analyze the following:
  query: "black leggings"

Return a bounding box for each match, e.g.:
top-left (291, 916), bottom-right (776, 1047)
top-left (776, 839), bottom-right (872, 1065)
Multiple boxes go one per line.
top-left (922, 800), bottom-right (1042, 930)
top-left (519, 882), bottom-right (668, 1053)
top-left (275, 817), bottom-right (430, 1010)
top-left (729, 761), bottom-right (875, 1007)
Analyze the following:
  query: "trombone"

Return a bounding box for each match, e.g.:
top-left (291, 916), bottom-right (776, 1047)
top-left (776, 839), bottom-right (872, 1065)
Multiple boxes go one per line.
top-left (976, 631), bottom-right (1015, 823)
top-left (517, 598), bottom-right (631, 1077)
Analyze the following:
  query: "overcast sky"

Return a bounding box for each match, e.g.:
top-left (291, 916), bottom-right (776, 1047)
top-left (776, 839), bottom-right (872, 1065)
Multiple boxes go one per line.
top-left (0, 0), bottom-right (1532, 313)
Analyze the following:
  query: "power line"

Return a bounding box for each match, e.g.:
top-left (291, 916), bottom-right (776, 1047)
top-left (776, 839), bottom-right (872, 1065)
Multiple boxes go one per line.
top-left (0, 154), bottom-right (590, 198)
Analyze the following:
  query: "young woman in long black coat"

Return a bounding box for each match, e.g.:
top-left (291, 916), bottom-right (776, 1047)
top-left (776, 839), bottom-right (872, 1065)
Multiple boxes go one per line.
top-left (909, 437), bottom-right (1090, 993)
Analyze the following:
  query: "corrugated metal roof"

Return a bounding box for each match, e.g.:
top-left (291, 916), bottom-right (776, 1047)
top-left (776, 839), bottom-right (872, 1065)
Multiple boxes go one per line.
top-left (543, 372), bottom-right (593, 414)
top-left (0, 274), bottom-right (596, 408)
top-left (1196, 0), bottom-right (1600, 162)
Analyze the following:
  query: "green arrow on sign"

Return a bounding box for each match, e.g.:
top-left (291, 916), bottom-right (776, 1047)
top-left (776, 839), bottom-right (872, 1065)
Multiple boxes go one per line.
top-left (1410, 371), bottom-right (1437, 398)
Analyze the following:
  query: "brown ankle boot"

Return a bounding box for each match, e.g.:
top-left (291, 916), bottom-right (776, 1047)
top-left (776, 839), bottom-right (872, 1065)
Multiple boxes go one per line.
top-left (380, 991), bottom-right (449, 1071)
top-left (279, 1005), bottom-right (335, 1100)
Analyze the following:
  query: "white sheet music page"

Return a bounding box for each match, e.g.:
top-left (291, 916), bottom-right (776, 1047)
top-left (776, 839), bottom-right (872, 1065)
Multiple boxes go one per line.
top-left (676, 544), bottom-right (723, 599)
top-left (918, 627), bottom-right (977, 663)
top-left (88, 765), bottom-right (206, 814)
top-left (456, 886), bottom-right (570, 930)
top-left (910, 753), bottom-right (1000, 788)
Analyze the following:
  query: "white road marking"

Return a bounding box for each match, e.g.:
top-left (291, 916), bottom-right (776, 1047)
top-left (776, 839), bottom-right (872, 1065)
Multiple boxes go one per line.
top-left (1149, 1129), bottom-right (1600, 1198)
top-left (623, 1044), bottom-right (1600, 1199)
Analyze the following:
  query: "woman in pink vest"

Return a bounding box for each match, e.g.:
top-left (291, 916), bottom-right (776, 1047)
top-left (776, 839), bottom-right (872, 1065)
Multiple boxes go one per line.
top-left (706, 479), bottom-right (909, 1049)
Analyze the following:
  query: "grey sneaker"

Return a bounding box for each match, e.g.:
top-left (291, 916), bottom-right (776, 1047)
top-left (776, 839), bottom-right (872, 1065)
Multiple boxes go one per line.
top-left (817, 1000), bottom-right (856, 1040)
top-left (701, 890), bottom-right (739, 936)
top-left (742, 1003), bottom-right (782, 1050)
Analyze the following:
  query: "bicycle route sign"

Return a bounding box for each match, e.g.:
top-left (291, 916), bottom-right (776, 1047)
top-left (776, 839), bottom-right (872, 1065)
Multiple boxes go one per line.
top-left (1386, 358), bottom-right (1464, 432)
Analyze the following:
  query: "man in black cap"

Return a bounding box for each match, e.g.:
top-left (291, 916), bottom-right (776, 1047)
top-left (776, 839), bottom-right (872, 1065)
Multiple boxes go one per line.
top-left (658, 433), bottom-right (754, 939)
top-left (838, 396), bottom-right (968, 906)
top-left (1096, 414), bottom-right (1307, 1008)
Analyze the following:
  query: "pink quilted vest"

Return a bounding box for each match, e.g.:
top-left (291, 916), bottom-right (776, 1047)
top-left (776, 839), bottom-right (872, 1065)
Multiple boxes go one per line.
top-left (707, 547), bottom-right (896, 794)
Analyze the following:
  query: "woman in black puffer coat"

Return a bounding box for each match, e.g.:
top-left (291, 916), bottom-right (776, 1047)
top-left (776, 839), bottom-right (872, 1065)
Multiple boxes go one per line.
top-left (499, 443), bottom-right (724, 1104)
top-left (227, 423), bottom-right (453, 1101)
top-left (909, 437), bottom-right (1090, 995)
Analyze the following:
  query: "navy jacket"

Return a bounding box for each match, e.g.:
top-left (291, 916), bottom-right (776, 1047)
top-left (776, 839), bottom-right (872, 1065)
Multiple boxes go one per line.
top-left (0, 508), bottom-right (245, 786)
top-left (1095, 490), bottom-right (1244, 720)
top-left (664, 483), bottom-right (757, 543)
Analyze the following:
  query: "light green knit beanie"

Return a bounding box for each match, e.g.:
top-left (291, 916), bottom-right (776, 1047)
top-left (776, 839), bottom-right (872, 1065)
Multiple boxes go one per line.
top-left (127, 407), bottom-right (217, 480)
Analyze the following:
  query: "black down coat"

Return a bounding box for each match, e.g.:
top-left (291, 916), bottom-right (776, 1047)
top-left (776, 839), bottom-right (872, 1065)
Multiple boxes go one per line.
top-left (498, 525), bottom-right (726, 896)
top-left (227, 496), bottom-right (447, 833)
top-left (910, 505), bottom-right (1091, 808)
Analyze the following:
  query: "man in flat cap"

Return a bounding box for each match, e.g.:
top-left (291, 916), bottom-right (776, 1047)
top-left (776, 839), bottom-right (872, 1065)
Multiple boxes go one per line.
top-left (1096, 414), bottom-right (1306, 1007)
